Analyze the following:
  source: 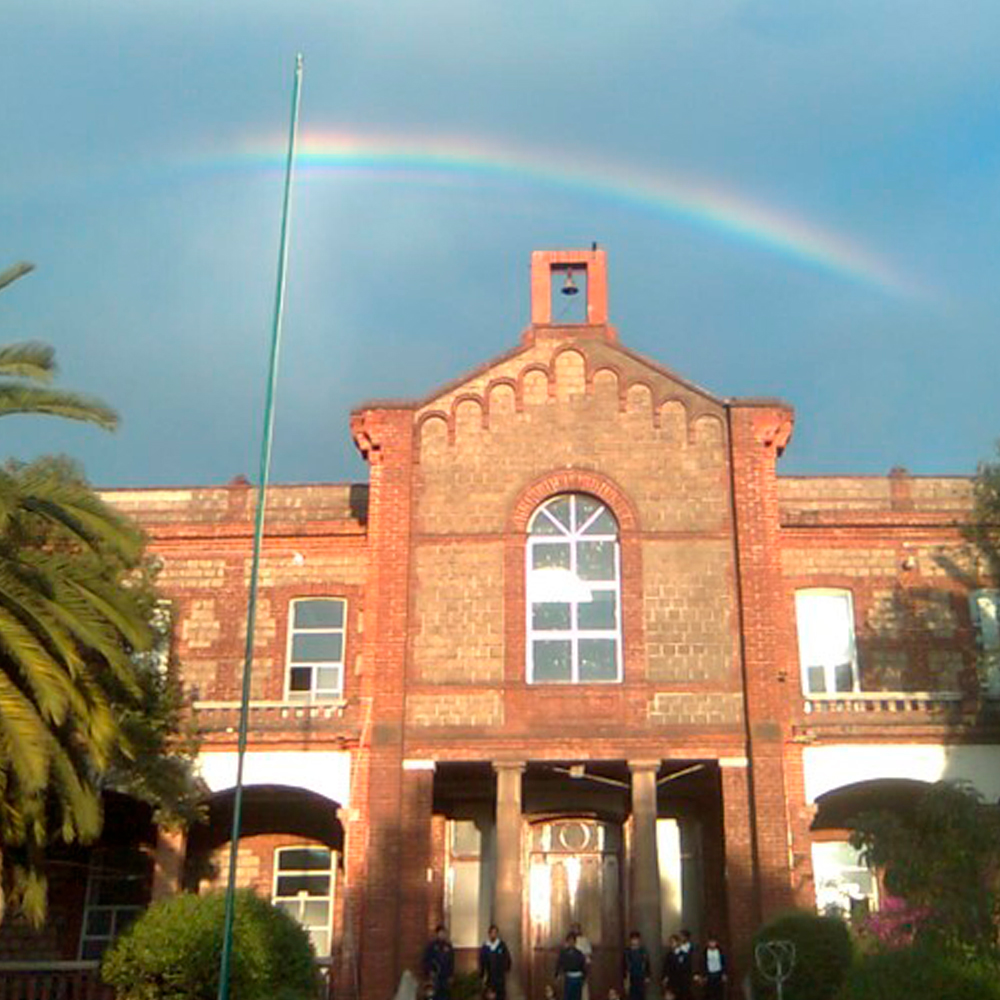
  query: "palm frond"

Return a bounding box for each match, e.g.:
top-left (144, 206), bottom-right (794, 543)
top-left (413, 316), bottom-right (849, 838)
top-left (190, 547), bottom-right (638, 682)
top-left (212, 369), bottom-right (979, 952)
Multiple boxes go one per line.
top-left (0, 385), bottom-right (118, 430)
top-left (0, 671), bottom-right (50, 792)
top-left (0, 343), bottom-right (56, 383)
top-left (0, 263), bottom-right (34, 294)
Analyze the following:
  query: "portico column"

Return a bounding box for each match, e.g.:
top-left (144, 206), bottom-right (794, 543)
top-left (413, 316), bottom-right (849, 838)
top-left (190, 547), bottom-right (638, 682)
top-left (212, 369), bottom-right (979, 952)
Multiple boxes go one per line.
top-left (494, 762), bottom-right (525, 1000)
top-left (629, 760), bottom-right (662, 1000)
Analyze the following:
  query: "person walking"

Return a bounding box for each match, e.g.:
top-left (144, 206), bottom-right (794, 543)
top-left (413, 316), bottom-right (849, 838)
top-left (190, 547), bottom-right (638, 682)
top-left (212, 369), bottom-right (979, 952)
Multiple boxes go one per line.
top-left (555, 931), bottom-right (588, 1000)
top-left (671, 931), bottom-right (694, 1000)
top-left (423, 925), bottom-right (455, 1000)
top-left (479, 925), bottom-right (513, 1000)
top-left (622, 931), bottom-right (651, 1000)
top-left (697, 935), bottom-right (727, 1000)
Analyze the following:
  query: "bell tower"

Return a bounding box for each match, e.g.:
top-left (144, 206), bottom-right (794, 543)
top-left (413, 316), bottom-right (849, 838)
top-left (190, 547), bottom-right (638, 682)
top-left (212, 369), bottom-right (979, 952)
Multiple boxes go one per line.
top-left (530, 247), bottom-right (609, 326)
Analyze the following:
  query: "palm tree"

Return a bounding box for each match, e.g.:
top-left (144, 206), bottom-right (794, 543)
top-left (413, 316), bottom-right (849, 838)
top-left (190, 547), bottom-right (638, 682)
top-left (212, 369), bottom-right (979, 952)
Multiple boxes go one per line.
top-left (0, 262), bottom-right (158, 924)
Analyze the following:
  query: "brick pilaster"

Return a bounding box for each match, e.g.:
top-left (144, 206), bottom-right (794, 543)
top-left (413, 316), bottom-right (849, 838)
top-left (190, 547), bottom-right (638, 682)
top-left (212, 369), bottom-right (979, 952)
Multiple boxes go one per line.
top-left (399, 762), bottom-right (436, 976)
top-left (351, 407), bottom-right (416, 1000)
top-left (727, 403), bottom-right (797, 920)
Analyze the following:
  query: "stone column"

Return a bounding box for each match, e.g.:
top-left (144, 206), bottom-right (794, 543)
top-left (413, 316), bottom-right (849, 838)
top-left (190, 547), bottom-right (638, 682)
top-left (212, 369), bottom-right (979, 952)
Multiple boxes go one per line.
top-left (494, 762), bottom-right (525, 1000)
top-left (151, 826), bottom-right (187, 900)
top-left (629, 760), bottom-right (662, 1000)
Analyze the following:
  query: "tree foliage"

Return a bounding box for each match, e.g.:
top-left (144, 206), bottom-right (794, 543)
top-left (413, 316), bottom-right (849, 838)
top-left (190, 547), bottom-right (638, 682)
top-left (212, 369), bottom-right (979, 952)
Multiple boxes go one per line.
top-left (752, 910), bottom-right (853, 1000)
top-left (836, 944), bottom-right (1000, 1000)
top-left (0, 263), bottom-right (200, 925)
top-left (102, 889), bottom-right (320, 1000)
top-left (849, 781), bottom-right (1000, 957)
top-left (968, 441), bottom-right (1000, 580)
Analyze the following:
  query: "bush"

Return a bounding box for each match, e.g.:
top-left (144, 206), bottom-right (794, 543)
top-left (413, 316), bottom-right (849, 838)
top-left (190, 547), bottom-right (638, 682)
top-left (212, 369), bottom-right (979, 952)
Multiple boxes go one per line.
top-left (102, 888), bottom-right (320, 1000)
top-left (752, 911), bottom-right (853, 1000)
top-left (836, 945), bottom-right (1000, 1000)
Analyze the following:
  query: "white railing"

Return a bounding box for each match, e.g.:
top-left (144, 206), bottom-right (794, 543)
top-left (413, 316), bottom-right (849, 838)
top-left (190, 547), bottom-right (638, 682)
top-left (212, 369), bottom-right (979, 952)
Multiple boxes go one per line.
top-left (803, 691), bottom-right (963, 715)
top-left (193, 699), bottom-right (348, 723)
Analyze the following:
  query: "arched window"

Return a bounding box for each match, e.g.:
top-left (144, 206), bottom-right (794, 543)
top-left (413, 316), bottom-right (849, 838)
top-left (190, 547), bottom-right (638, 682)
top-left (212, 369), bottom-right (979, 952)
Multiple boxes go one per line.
top-left (526, 494), bottom-right (621, 683)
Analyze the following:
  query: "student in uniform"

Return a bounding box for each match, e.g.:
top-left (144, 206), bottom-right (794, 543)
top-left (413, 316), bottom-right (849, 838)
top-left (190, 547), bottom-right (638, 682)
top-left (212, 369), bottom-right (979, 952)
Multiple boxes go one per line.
top-left (422, 925), bottom-right (455, 1000)
top-left (622, 931), bottom-right (651, 1000)
top-left (555, 931), bottom-right (588, 1000)
top-left (479, 925), bottom-right (513, 1000)
top-left (697, 935), bottom-right (727, 1000)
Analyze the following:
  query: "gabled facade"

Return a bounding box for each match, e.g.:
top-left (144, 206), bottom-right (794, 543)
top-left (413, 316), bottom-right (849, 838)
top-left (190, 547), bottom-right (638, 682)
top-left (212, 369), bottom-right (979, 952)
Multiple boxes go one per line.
top-left (2, 249), bottom-right (998, 999)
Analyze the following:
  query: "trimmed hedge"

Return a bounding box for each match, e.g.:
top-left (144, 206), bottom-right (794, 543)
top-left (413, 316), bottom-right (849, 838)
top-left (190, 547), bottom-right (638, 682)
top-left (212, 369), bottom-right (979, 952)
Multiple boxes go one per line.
top-left (752, 911), bottom-right (853, 1000)
top-left (102, 888), bottom-right (320, 1000)
top-left (836, 946), bottom-right (1000, 1000)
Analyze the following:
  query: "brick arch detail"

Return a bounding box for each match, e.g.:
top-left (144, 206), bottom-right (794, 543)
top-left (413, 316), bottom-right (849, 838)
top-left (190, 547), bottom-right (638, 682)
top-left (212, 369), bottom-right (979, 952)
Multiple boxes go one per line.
top-left (509, 469), bottom-right (640, 533)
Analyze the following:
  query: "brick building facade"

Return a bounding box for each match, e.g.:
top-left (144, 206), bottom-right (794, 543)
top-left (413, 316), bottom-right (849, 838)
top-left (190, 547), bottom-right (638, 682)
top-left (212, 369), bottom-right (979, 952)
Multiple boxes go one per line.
top-left (3, 249), bottom-right (999, 998)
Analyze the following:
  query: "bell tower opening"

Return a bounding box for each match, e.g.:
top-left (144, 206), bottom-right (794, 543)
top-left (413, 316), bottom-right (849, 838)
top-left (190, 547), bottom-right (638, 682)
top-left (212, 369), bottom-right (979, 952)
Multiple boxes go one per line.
top-left (530, 248), bottom-right (609, 327)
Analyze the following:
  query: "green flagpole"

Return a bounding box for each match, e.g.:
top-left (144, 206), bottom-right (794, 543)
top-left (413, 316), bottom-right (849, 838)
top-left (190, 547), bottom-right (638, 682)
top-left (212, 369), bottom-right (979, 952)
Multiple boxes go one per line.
top-left (217, 53), bottom-right (303, 1000)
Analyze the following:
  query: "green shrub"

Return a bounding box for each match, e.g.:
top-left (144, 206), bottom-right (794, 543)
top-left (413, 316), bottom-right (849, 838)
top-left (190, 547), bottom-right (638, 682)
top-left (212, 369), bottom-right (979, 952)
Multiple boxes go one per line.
top-left (451, 970), bottom-right (484, 1000)
top-left (752, 911), bottom-right (853, 1000)
top-left (102, 888), bottom-right (319, 1000)
top-left (836, 945), bottom-right (1000, 1000)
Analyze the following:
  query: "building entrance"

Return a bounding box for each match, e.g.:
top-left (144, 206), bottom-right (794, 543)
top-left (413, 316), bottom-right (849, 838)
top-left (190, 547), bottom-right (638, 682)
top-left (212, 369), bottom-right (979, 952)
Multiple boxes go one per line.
top-left (527, 818), bottom-right (622, 1000)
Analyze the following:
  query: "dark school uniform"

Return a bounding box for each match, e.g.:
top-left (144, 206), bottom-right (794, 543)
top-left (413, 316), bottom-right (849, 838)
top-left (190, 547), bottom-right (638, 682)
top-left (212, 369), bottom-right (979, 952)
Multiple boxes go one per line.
top-left (700, 946), bottom-right (726, 1000)
top-left (622, 945), bottom-right (651, 1000)
top-left (423, 939), bottom-right (455, 1000)
top-left (479, 939), bottom-right (513, 1000)
top-left (555, 944), bottom-right (588, 1000)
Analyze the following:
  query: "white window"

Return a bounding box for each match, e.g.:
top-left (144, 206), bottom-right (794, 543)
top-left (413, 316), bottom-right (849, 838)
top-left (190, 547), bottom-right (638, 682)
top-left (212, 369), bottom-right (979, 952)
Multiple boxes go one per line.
top-left (795, 589), bottom-right (858, 695)
top-left (812, 841), bottom-right (878, 919)
top-left (446, 820), bottom-right (485, 948)
top-left (273, 846), bottom-right (336, 955)
top-left (526, 494), bottom-right (622, 684)
top-left (971, 589), bottom-right (1000, 697)
top-left (79, 848), bottom-right (152, 960)
top-left (286, 598), bottom-right (346, 702)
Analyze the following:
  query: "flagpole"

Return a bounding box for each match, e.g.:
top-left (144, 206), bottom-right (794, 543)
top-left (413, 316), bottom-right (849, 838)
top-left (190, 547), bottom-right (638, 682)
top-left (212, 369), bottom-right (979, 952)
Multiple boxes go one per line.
top-left (217, 53), bottom-right (303, 1000)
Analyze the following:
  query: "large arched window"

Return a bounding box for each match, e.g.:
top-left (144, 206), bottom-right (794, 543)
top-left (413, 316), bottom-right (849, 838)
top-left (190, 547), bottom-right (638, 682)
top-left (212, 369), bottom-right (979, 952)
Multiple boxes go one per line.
top-left (526, 494), bottom-right (621, 683)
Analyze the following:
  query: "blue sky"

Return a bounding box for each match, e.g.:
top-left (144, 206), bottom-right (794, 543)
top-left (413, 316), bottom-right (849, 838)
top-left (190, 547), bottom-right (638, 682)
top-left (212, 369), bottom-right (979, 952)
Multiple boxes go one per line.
top-left (3, 1), bottom-right (1000, 487)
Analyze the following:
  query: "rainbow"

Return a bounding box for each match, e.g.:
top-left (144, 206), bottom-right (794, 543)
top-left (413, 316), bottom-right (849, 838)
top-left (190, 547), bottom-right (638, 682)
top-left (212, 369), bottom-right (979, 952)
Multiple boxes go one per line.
top-left (232, 130), bottom-right (917, 297)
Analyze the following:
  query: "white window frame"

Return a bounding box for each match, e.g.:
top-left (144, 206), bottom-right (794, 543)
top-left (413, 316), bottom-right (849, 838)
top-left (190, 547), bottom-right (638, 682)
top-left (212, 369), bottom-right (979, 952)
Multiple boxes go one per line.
top-left (272, 845), bottom-right (336, 956)
top-left (78, 847), bottom-right (152, 960)
top-left (811, 840), bottom-right (879, 919)
top-left (795, 588), bottom-right (859, 695)
top-left (285, 598), bottom-right (347, 702)
top-left (971, 589), bottom-right (1000, 697)
top-left (526, 493), bottom-right (622, 684)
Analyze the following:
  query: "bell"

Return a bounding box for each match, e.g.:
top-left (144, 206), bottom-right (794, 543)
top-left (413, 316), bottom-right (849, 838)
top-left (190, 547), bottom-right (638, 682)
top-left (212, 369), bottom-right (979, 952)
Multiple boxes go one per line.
top-left (561, 270), bottom-right (580, 296)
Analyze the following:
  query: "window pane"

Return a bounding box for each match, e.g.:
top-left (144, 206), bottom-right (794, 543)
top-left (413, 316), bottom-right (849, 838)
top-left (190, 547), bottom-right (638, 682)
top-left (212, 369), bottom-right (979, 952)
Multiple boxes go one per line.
top-left (451, 820), bottom-right (482, 856)
top-left (95, 877), bottom-right (147, 906)
top-left (275, 899), bottom-right (300, 918)
top-left (576, 495), bottom-right (600, 529)
top-left (279, 848), bottom-right (332, 871)
top-left (289, 666), bottom-right (312, 692)
top-left (81, 940), bottom-right (108, 961)
top-left (315, 667), bottom-right (342, 693)
top-left (532, 543), bottom-right (571, 570)
top-left (302, 900), bottom-right (331, 925)
top-left (294, 600), bottom-right (344, 629)
top-left (276, 874), bottom-right (330, 897)
top-left (533, 640), bottom-right (572, 682)
top-left (530, 510), bottom-right (564, 536)
top-left (582, 508), bottom-right (617, 536)
top-left (806, 666), bottom-right (827, 693)
top-left (533, 602), bottom-right (571, 630)
top-left (796, 592), bottom-right (853, 666)
top-left (291, 632), bottom-right (343, 663)
top-left (577, 541), bottom-right (615, 581)
top-left (450, 860), bottom-right (482, 948)
top-left (85, 909), bottom-right (112, 936)
top-left (114, 908), bottom-right (141, 934)
top-left (579, 639), bottom-right (617, 681)
top-left (310, 929), bottom-right (331, 955)
top-left (577, 591), bottom-right (616, 630)
top-left (833, 662), bottom-right (854, 692)
top-left (545, 496), bottom-right (572, 531)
